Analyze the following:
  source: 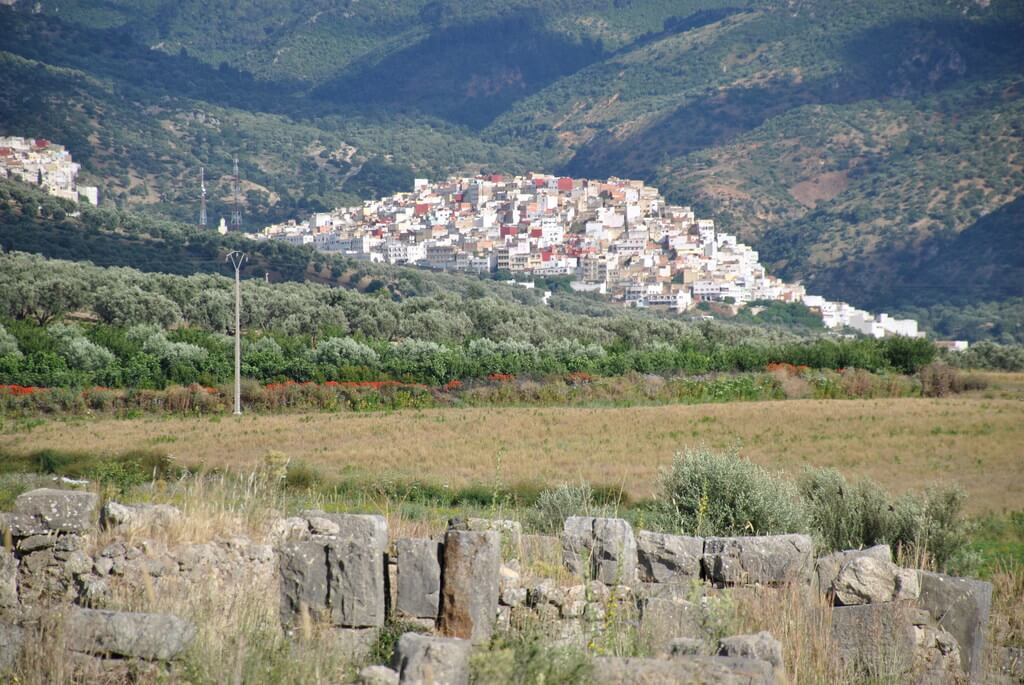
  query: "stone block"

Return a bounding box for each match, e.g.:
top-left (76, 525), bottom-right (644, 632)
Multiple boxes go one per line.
top-left (562, 517), bottom-right (638, 584)
top-left (101, 501), bottom-right (181, 532)
top-left (833, 555), bottom-right (902, 605)
top-left (359, 664), bottom-right (400, 685)
top-left (637, 531), bottom-right (703, 584)
top-left (327, 537), bottom-right (387, 628)
top-left (703, 534), bottom-right (813, 586)
top-left (0, 622), bottom-right (23, 674)
top-left (561, 516), bottom-right (595, 577)
top-left (830, 602), bottom-right (917, 679)
top-left (279, 540), bottom-right (329, 626)
top-left (392, 632), bottom-right (471, 685)
top-left (717, 631), bottom-right (784, 680)
top-left (814, 544), bottom-right (891, 595)
top-left (438, 530), bottom-right (500, 643)
top-left (395, 538), bottom-right (442, 620)
top-left (591, 656), bottom-right (774, 684)
top-left (12, 489), bottom-right (98, 535)
top-left (64, 608), bottom-right (195, 661)
top-left (0, 548), bottom-right (16, 609)
top-left (466, 518), bottom-right (522, 557)
top-left (640, 597), bottom-right (705, 654)
top-left (918, 571), bottom-right (992, 681)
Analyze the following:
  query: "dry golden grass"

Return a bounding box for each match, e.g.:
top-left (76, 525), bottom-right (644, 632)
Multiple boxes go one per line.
top-left (2, 396), bottom-right (1022, 514)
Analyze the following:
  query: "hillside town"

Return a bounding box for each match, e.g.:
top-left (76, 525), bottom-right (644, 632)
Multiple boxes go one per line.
top-left (0, 136), bottom-right (98, 206)
top-left (258, 173), bottom-right (921, 338)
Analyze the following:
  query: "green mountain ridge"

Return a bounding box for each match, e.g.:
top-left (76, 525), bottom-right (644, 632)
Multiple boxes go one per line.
top-left (1, 0), bottom-right (1021, 325)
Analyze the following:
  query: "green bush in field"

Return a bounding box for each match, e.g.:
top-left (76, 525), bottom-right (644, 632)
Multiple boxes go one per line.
top-left (798, 467), bottom-right (969, 568)
top-left (469, 625), bottom-right (593, 685)
top-left (652, 447), bottom-right (808, 537)
top-left (530, 482), bottom-right (612, 533)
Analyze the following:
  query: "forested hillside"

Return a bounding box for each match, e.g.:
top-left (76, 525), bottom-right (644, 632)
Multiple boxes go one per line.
top-left (1, 0), bottom-right (1021, 325)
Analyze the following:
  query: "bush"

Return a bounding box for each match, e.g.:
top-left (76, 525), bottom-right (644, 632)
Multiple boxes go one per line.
top-left (652, 447), bottom-right (808, 536)
top-left (799, 467), bottom-right (969, 568)
top-left (470, 626), bottom-right (592, 684)
top-left (530, 482), bottom-right (611, 533)
top-left (798, 467), bottom-right (900, 551)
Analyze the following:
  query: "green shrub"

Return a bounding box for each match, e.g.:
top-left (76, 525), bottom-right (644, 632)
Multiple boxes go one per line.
top-left (470, 626), bottom-right (593, 684)
top-left (529, 482), bottom-right (611, 533)
top-left (283, 460), bottom-right (323, 491)
top-left (652, 447), bottom-right (808, 537)
top-left (798, 467), bottom-right (900, 551)
top-left (368, 619), bottom-right (431, 665)
top-left (799, 467), bottom-right (969, 568)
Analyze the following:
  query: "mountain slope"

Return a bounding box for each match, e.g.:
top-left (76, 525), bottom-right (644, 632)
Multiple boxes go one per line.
top-left (1, 0), bottom-right (1021, 325)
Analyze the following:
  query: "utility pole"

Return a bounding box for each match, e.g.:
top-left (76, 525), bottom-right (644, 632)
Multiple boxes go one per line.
top-left (226, 250), bottom-right (246, 416)
top-left (199, 166), bottom-right (207, 227)
top-left (230, 156), bottom-right (242, 232)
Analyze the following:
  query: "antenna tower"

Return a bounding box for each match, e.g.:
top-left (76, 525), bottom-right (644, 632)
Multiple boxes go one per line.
top-left (198, 166), bottom-right (207, 227)
top-left (230, 156), bottom-right (242, 232)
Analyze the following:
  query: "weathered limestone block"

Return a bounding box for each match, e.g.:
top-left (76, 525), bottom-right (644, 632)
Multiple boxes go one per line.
top-left (466, 518), bottom-right (522, 557)
top-left (592, 518), bottom-right (637, 585)
top-left (913, 617), bottom-right (963, 684)
top-left (637, 531), bottom-right (703, 584)
top-left (0, 621), bottom-right (23, 674)
top-left (359, 664), bottom-right (400, 685)
top-left (12, 489), bottom-right (98, 535)
top-left (591, 656), bottom-right (774, 684)
top-left (717, 631), bottom-right (784, 680)
top-left (300, 511), bottom-right (389, 553)
top-left (279, 514), bottom-right (387, 628)
top-left (640, 597), bottom-right (705, 654)
top-left (330, 627), bottom-right (380, 661)
top-left (327, 538), bottom-right (386, 627)
top-left (894, 567), bottom-right (920, 601)
top-left (561, 516), bottom-right (595, 577)
top-left (279, 540), bottom-right (329, 626)
top-left (269, 516), bottom-right (310, 544)
top-left (814, 544), bottom-right (891, 595)
top-left (833, 555), bottom-right (918, 605)
top-left (562, 517), bottom-right (637, 584)
top-left (667, 637), bottom-right (705, 657)
top-left (101, 501), bottom-right (181, 532)
top-left (703, 534), bottom-right (813, 586)
top-left (395, 538), bottom-right (442, 620)
top-left (830, 602), bottom-right (917, 678)
top-left (0, 547), bottom-right (16, 609)
top-left (438, 530), bottom-right (500, 643)
top-left (64, 608), bottom-right (195, 661)
top-left (918, 571), bottom-right (992, 681)
top-left (392, 632), bottom-right (472, 685)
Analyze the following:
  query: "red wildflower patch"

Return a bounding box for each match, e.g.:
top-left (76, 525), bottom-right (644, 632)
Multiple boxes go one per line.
top-left (765, 363), bottom-right (809, 376)
top-left (487, 373), bottom-right (514, 382)
top-left (565, 372), bottom-right (593, 385)
top-left (0, 384), bottom-right (41, 396)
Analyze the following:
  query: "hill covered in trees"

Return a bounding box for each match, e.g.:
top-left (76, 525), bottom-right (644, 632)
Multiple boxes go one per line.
top-left (0, 0), bottom-right (1021, 328)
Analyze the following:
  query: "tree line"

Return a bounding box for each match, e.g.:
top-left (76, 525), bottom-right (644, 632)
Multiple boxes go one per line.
top-left (0, 252), bottom-right (944, 389)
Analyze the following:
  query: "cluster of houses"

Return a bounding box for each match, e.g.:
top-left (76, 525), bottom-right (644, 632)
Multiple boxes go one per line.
top-left (0, 137), bottom-right (98, 206)
top-left (257, 173), bottom-right (921, 338)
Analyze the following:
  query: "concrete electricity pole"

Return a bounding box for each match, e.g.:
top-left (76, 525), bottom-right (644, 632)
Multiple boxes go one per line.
top-left (226, 251), bottom-right (246, 415)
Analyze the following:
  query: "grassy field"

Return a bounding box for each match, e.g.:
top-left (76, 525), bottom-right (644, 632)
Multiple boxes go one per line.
top-left (3, 393), bottom-right (1022, 515)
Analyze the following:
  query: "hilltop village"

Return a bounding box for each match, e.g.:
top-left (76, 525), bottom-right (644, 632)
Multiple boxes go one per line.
top-left (259, 173), bottom-right (921, 338)
top-left (0, 137), bottom-right (98, 206)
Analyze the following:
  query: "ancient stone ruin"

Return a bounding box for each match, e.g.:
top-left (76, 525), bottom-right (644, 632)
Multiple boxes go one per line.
top-left (0, 488), bottom-right (999, 684)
